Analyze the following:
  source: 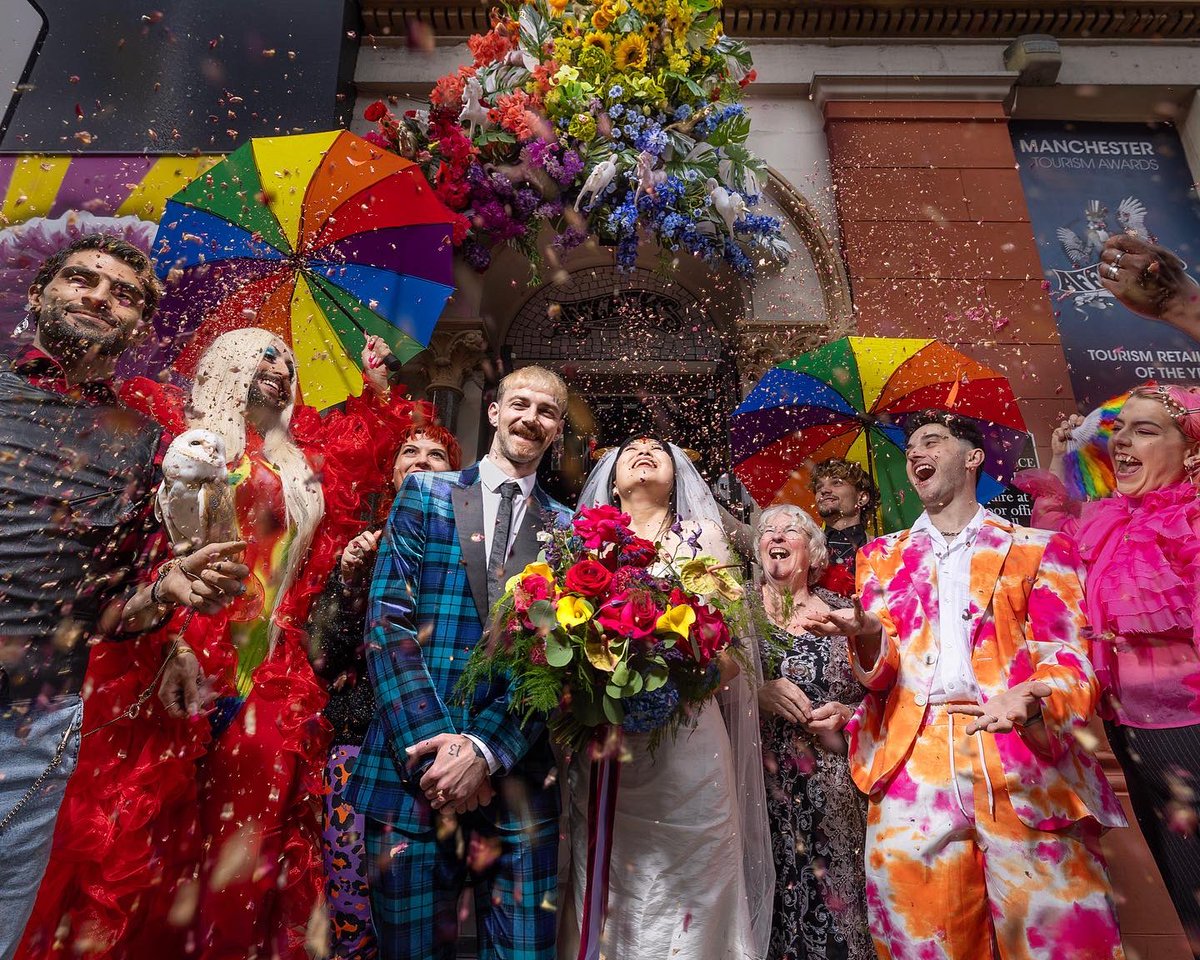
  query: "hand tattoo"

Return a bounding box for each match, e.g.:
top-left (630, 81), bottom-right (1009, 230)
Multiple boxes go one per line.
top-left (448, 743), bottom-right (461, 757)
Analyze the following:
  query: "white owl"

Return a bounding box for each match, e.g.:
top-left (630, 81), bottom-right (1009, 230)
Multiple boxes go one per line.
top-left (156, 429), bottom-right (236, 555)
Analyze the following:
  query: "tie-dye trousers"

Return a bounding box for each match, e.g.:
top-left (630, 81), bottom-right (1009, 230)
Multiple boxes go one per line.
top-left (864, 706), bottom-right (1125, 960)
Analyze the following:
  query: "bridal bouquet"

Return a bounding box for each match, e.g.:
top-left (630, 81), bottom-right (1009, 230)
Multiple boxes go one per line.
top-left (362, 0), bottom-right (791, 278)
top-left (459, 504), bottom-right (745, 751)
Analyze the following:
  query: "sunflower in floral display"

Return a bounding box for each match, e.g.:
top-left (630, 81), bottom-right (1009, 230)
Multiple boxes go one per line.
top-left (614, 33), bottom-right (649, 71)
top-left (583, 30), bottom-right (613, 53)
top-left (363, 0), bottom-right (791, 277)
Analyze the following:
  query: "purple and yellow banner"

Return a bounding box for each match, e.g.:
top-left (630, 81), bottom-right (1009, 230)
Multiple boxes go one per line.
top-left (0, 153), bottom-right (219, 328)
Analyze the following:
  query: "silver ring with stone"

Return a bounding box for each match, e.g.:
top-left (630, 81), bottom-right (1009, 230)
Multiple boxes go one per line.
top-left (1112, 251), bottom-right (1125, 268)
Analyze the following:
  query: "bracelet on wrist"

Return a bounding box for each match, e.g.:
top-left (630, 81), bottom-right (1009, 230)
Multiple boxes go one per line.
top-left (151, 559), bottom-right (182, 606)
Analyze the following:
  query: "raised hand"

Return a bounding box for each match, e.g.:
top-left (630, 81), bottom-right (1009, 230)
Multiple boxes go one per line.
top-left (804, 595), bottom-right (880, 639)
top-left (949, 680), bottom-right (1052, 735)
top-left (361, 335), bottom-right (395, 397)
top-left (1050, 414), bottom-right (1085, 459)
top-left (1098, 235), bottom-right (1200, 339)
top-left (162, 540), bottom-right (250, 615)
top-left (340, 529), bottom-right (382, 582)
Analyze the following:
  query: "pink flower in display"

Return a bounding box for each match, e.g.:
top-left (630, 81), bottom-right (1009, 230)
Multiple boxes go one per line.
top-left (596, 588), bottom-right (662, 643)
top-left (513, 573), bottom-right (552, 614)
top-left (573, 504), bottom-right (631, 549)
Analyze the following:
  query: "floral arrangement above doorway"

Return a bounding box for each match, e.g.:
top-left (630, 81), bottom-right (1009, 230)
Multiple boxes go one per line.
top-left (363, 0), bottom-right (792, 278)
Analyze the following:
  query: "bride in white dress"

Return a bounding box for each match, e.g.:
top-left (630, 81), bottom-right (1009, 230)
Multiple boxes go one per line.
top-left (559, 436), bottom-right (774, 960)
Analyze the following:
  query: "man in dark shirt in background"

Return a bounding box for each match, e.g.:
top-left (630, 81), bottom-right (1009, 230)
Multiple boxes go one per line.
top-left (811, 458), bottom-right (877, 593)
top-left (0, 234), bottom-right (246, 957)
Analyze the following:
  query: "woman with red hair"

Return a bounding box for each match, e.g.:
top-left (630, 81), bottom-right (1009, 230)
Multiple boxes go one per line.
top-left (309, 423), bottom-right (462, 960)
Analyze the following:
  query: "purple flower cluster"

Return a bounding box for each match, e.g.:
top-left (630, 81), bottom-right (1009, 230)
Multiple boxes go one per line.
top-left (522, 139), bottom-right (584, 188)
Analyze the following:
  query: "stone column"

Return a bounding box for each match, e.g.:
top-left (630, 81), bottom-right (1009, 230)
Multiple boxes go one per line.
top-left (413, 329), bottom-right (489, 431)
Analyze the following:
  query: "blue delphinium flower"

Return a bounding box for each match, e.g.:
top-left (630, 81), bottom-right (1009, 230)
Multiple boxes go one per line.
top-left (673, 103), bottom-right (694, 122)
top-left (609, 103), bottom-right (625, 119)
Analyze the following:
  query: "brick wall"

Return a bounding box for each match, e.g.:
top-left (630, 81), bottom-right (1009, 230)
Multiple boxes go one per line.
top-left (824, 100), bottom-right (1074, 468)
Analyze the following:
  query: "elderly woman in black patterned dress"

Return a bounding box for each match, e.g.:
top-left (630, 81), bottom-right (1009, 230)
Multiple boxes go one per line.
top-left (755, 504), bottom-right (872, 960)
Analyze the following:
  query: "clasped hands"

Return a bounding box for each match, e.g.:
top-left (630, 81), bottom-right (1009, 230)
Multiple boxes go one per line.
top-left (757, 681), bottom-right (852, 733)
top-left (408, 733), bottom-right (496, 814)
top-left (157, 540), bottom-right (250, 719)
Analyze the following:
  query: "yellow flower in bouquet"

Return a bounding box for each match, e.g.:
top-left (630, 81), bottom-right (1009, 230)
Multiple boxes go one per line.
top-left (614, 33), bottom-right (649, 71)
top-left (591, 2), bottom-right (618, 30)
top-left (655, 603), bottom-right (696, 639)
top-left (547, 0), bottom-right (569, 15)
top-left (585, 633), bottom-right (622, 671)
top-left (678, 556), bottom-right (744, 603)
top-left (557, 595), bottom-right (595, 629)
top-left (582, 30), bottom-right (613, 53)
top-left (664, 0), bottom-right (691, 37)
top-left (632, 0), bottom-right (661, 15)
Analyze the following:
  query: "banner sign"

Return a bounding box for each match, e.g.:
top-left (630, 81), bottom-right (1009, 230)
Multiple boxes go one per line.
top-left (1011, 120), bottom-right (1200, 409)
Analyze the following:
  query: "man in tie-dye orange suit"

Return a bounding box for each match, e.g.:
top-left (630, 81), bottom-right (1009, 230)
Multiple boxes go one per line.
top-left (808, 410), bottom-right (1127, 960)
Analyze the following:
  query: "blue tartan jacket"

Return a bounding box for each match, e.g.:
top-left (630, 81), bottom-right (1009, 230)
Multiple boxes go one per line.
top-left (346, 463), bottom-right (571, 832)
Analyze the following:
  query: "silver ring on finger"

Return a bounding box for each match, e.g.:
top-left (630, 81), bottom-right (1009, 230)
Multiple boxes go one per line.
top-left (1112, 251), bottom-right (1125, 268)
top-left (1106, 263), bottom-right (1120, 280)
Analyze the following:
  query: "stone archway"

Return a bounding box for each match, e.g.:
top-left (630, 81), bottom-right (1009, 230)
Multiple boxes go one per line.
top-left (403, 167), bottom-right (853, 484)
top-left (501, 262), bottom-right (744, 501)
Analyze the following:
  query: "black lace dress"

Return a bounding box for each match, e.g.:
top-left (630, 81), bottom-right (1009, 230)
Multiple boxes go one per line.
top-left (758, 587), bottom-right (873, 960)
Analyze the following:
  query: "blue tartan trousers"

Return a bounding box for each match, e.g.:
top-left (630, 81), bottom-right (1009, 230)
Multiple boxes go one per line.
top-left (365, 811), bottom-right (558, 960)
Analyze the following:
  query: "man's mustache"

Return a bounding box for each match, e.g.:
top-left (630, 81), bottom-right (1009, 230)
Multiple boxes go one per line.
top-left (510, 424), bottom-right (545, 441)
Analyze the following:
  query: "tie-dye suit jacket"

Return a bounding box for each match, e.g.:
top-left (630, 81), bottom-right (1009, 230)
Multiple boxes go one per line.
top-left (846, 511), bottom-right (1127, 831)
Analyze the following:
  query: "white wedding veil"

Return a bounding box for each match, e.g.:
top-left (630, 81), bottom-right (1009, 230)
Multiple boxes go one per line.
top-left (578, 442), bottom-right (776, 959)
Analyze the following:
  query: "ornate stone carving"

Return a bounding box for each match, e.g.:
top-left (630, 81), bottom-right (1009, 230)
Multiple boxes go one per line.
top-left (415, 329), bottom-right (489, 395)
top-left (734, 322), bottom-right (829, 388)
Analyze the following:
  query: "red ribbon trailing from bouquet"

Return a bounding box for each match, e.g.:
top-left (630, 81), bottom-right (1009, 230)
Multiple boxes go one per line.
top-left (576, 750), bottom-right (621, 960)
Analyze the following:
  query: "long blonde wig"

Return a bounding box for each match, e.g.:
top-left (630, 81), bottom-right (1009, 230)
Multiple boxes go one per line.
top-left (187, 327), bottom-right (325, 646)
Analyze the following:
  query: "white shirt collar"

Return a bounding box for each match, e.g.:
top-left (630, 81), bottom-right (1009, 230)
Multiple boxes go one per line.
top-left (911, 504), bottom-right (987, 547)
top-left (479, 455), bottom-right (538, 499)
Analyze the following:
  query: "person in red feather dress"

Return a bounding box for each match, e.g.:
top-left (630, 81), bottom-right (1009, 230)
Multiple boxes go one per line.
top-left (17, 328), bottom-right (433, 960)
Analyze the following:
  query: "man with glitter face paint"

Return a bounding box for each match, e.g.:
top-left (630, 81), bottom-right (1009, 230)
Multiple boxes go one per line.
top-left (806, 409), bottom-right (1127, 960)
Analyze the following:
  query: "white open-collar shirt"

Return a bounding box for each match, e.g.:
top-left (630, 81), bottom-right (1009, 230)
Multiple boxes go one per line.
top-left (911, 505), bottom-right (987, 705)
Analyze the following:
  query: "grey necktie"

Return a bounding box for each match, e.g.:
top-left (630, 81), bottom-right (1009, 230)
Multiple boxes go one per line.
top-left (488, 480), bottom-right (521, 606)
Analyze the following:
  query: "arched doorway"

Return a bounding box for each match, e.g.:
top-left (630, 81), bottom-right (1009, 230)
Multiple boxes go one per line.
top-left (503, 265), bottom-right (743, 503)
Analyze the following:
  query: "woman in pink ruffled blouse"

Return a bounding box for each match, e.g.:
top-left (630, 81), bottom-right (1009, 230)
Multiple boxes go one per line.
top-left (1020, 380), bottom-right (1200, 954)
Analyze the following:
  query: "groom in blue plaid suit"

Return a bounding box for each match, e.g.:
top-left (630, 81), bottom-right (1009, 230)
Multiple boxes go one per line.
top-left (348, 366), bottom-right (572, 960)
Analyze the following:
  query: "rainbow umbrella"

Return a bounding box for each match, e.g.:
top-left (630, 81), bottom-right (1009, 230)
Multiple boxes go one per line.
top-left (731, 337), bottom-right (1029, 532)
top-left (128, 130), bottom-right (458, 410)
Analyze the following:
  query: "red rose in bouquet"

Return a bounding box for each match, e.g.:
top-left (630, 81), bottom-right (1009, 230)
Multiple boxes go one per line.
top-left (564, 559), bottom-right (613, 598)
top-left (619, 535), bottom-right (657, 567)
top-left (678, 592), bottom-right (731, 666)
top-left (573, 504), bottom-right (631, 550)
top-left (596, 588), bottom-right (662, 643)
